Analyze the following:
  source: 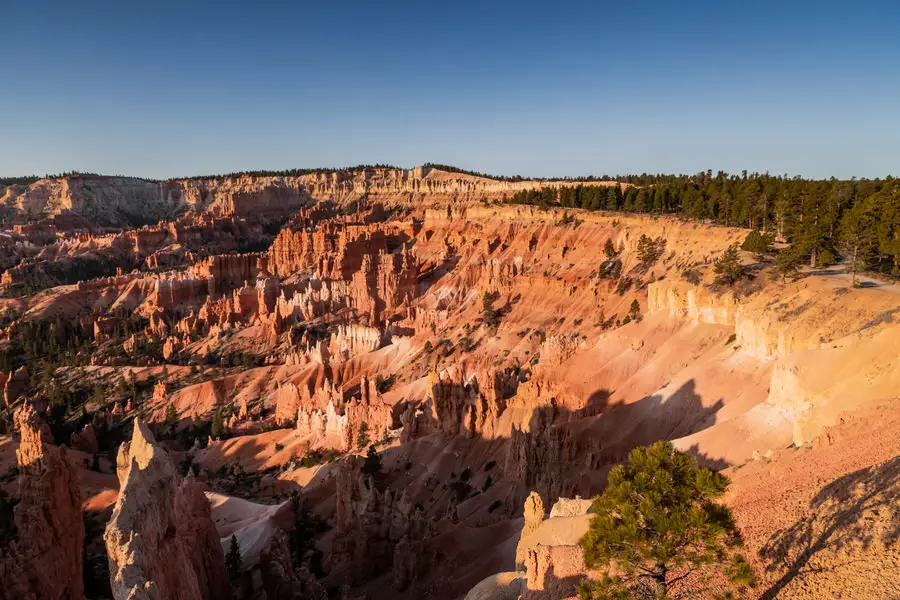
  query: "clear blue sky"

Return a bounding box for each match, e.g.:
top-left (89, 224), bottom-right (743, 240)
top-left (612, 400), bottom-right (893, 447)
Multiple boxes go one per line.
top-left (2, 0), bottom-right (898, 179)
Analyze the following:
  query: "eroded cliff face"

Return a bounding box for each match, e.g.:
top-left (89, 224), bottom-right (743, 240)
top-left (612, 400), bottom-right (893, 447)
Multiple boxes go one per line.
top-left (1, 176), bottom-right (179, 226)
top-left (0, 167), bottom-right (624, 230)
top-left (0, 403), bottom-right (84, 600)
top-left (104, 420), bottom-right (229, 600)
top-left (648, 276), bottom-right (900, 444)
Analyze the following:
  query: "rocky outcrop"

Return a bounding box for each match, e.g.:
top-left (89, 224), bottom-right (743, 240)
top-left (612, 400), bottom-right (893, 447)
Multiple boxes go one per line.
top-left (0, 403), bottom-right (84, 600)
top-left (522, 544), bottom-right (588, 600)
top-left (647, 279), bottom-right (739, 327)
top-left (71, 422), bottom-right (100, 454)
top-left (330, 456), bottom-right (432, 588)
top-left (344, 375), bottom-right (395, 449)
top-left (515, 492), bottom-right (545, 567)
top-left (258, 531), bottom-right (327, 600)
top-left (104, 419), bottom-right (230, 600)
top-left (512, 494), bottom-right (597, 600)
top-left (268, 223), bottom-right (391, 279)
top-left (4, 366), bottom-right (29, 406)
top-left (416, 367), bottom-right (519, 441)
top-left (505, 408), bottom-right (567, 505)
top-left (428, 370), bottom-right (473, 437)
top-left (292, 376), bottom-right (394, 452)
top-left (189, 253), bottom-right (266, 294)
top-left (347, 248), bottom-right (418, 324)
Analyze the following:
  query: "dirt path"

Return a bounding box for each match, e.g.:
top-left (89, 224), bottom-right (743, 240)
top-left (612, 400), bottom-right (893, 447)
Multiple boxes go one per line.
top-left (800, 262), bottom-right (900, 295)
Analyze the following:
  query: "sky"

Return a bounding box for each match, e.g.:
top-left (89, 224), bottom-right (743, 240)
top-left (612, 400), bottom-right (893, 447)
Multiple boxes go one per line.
top-left (1, 0), bottom-right (898, 180)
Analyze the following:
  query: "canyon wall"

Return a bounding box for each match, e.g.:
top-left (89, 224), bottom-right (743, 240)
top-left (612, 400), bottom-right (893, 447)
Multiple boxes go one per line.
top-left (648, 276), bottom-right (900, 444)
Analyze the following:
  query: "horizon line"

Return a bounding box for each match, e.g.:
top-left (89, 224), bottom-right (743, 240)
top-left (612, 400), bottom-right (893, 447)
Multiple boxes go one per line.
top-left (1, 163), bottom-right (897, 184)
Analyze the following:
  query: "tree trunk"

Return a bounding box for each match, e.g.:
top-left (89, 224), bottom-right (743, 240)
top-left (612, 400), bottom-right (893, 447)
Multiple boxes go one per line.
top-left (652, 564), bottom-right (668, 597)
top-left (849, 245), bottom-right (859, 287)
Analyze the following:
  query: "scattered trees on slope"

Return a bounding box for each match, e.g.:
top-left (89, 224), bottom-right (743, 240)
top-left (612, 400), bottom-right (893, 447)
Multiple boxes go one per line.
top-left (507, 173), bottom-right (900, 280)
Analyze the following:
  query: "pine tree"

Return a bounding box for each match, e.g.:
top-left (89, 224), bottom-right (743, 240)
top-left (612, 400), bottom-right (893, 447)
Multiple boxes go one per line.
top-left (775, 245), bottom-right (803, 283)
top-left (839, 201), bottom-right (878, 286)
top-left (628, 299), bottom-right (640, 321)
top-left (741, 230), bottom-right (773, 256)
top-left (579, 442), bottom-right (755, 599)
top-left (481, 291), bottom-right (500, 328)
top-left (713, 244), bottom-right (745, 285)
top-left (165, 403), bottom-right (177, 425)
top-left (226, 534), bottom-right (242, 578)
top-left (356, 421), bottom-right (370, 450)
top-left (603, 238), bottom-right (617, 259)
top-left (211, 407), bottom-right (225, 439)
top-left (636, 235), bottom-right (663, 267)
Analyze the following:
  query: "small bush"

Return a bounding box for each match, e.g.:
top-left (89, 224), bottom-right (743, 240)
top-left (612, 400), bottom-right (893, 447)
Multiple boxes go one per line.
top-left (682, 268), bottom-right (702, 285)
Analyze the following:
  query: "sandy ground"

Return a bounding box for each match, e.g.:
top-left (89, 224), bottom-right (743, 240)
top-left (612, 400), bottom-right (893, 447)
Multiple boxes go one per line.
top-left (726, 398), bottom-right (900, 599)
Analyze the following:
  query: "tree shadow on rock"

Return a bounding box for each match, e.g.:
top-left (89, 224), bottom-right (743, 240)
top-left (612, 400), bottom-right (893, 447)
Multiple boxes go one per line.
top-left (533, 558), bottom-right (585, 600)
top-left (758, 456), bottom-right (900, 600)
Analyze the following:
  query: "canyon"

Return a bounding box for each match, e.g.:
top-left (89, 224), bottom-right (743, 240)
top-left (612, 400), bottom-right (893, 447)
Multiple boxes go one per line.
top-left (0, 166), bottom-right (897, 600)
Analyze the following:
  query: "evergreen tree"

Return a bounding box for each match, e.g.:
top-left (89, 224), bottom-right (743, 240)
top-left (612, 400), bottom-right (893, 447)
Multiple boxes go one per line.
top-left (226, 534), bottom-right (242, 578)
top-left (496, 174), bottom-right (900, 280)
top-left (713, 244), bottom-right (746, 286)
top-left (289, 493), bottom-right (324, 574)
top-left (579, 442), bottom-right (755, 600)
top-left (775, 245), bottom-right (803, 283)
top-left (603, 238), bottom-right (617, 259)
top-left (839, 201), bottom-right (878, 286)
top-left (165, 403), bottom-right (177, 425)
top-left (356, 421), bottom-right (370, 450)
top-left (741, 230), bottom-right (773, 256)
top-left (481, 291), bottom-right (500, 327)
top-left (637, 235), bottom-right (664, 267)
top-left (211, 407), bottom-right (226, 439)
top-left (628, 299), bottom-right (641, 321)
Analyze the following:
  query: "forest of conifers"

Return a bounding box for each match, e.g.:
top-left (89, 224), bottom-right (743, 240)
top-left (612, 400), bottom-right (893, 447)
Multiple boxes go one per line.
top-left (506, 172), bottom-right (900, 277)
